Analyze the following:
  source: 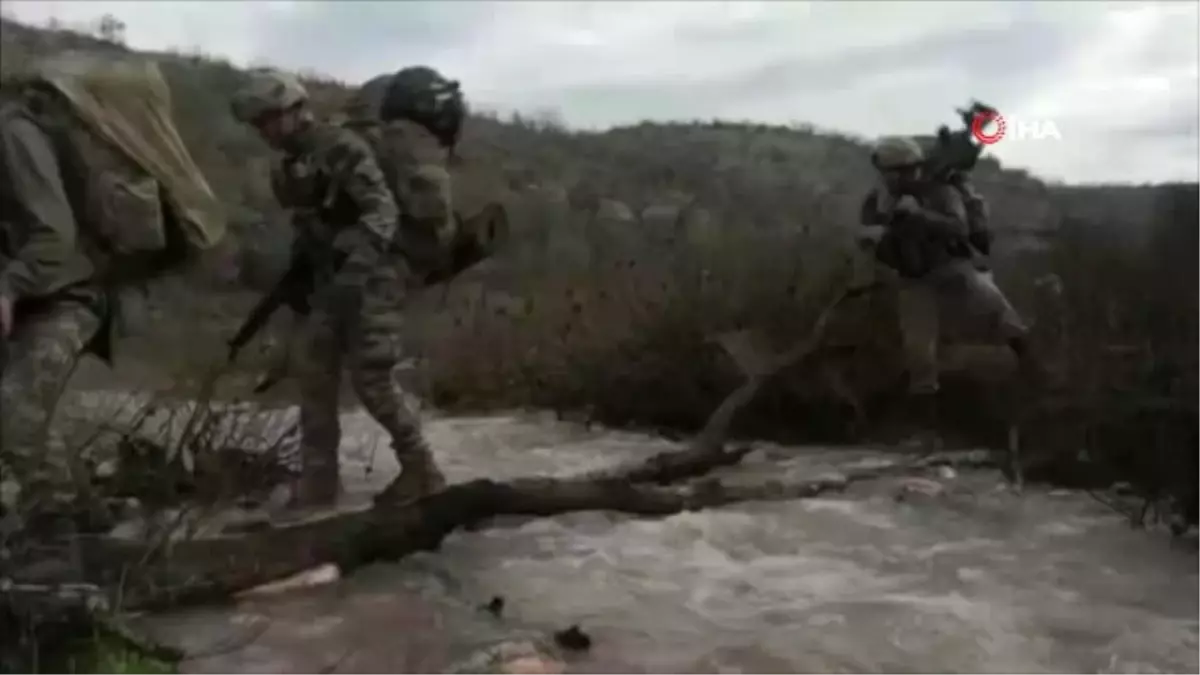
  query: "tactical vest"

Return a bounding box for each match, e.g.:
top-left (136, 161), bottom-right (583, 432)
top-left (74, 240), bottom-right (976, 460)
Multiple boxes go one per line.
top-left (273, 144), bottom-right (356, 279)
top-left (870, 182), bottom-right (977, 279)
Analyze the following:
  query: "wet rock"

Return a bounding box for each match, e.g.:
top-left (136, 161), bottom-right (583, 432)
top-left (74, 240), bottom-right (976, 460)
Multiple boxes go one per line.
top-left (481, 595), bottom-right (506, 617)
top-left (553, 624), bottom-right (592, 652)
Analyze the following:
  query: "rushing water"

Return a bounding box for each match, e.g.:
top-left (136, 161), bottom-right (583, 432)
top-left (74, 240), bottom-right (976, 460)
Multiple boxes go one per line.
top-left (62, 394), bottom-right (1199, 673)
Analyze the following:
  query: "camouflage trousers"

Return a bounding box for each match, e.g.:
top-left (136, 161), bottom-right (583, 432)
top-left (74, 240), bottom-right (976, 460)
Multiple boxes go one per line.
top-left (0, 293), bottom-right (103, 513)
top-left (294, 252), bottom-right (428, 484)
top-left (892, 259), bottom-right (1028, 394)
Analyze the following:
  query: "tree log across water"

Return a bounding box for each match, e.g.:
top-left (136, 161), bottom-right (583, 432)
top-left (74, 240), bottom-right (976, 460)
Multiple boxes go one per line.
top-left (9, 280), bottom-right (986, 616)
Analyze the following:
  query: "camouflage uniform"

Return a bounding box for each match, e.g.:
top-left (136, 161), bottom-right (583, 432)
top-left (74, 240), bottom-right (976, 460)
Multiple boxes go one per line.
top-left (859, 136), bottom-right (1033, 449)
top-left (1, 109), bottom-right (113, 515)
top-left (232, 70), bottom-right (447, 509)
top-left (2, 56), bottom-right (223, 514)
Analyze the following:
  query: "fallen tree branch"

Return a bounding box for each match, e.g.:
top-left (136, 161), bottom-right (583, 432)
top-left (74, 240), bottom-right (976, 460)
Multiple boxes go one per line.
top-left (10, 281), bottom-right (891, 613)
top-left (594, 281), bottom-right (876, 485)
top-left (33, 449), bottom-right (995, 613)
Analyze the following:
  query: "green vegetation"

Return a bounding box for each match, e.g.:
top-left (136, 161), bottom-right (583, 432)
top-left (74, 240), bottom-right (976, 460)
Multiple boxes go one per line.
top-left (68, 637), bottom-right (176, 674)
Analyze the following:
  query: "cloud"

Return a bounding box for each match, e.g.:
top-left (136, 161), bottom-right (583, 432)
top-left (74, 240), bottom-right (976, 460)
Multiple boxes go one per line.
top-left (4, 0), bottom-right (1196, 184)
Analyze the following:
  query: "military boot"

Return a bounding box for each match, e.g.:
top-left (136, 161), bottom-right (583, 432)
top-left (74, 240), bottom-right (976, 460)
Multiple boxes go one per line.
top-left (375, 434), bottom-right (447, 507)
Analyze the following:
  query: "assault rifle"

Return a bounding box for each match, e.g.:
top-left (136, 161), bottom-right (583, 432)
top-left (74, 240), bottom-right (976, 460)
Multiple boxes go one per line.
top-left (226, 253), bottom-right (314, 364)
top-left (225, 203), bottom-right (510, 370)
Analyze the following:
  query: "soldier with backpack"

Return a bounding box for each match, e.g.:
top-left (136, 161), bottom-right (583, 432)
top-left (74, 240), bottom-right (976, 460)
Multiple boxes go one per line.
top-left (0, 53), bottom-right (227, 519)
top-left (230, 66), bottom-right (467, 511)
top-left (857, 135), bottom-right (1041, 449)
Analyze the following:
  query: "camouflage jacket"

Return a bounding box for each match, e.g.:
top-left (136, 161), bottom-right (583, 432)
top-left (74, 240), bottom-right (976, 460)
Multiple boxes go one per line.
top-left (270, 119), bottom-right (400, 284)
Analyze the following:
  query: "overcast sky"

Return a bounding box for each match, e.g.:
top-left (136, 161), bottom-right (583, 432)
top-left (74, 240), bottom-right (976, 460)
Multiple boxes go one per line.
top-left (4, 0), bottom-right (1197, 185)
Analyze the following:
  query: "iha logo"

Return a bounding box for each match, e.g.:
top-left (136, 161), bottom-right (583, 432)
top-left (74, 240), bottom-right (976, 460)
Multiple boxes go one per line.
top-left (971, 110), bottom-right (1061, 145)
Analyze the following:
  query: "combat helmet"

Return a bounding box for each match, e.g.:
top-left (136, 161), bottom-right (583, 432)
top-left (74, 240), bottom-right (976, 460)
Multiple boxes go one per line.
top-left (380, 65), bottom-right (467, 149)
top-left (871, 136), bottom-right (924, 170)
top-left (231, 68), bottom-right (309, 125)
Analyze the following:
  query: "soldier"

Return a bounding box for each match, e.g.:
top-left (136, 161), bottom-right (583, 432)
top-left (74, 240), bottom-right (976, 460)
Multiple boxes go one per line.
top-left (857, 136), bottom-right (1040, 448)
top-left (230, 69), bottom-right (448, 511)
top-left (0, 53), bottom-right (226, 521)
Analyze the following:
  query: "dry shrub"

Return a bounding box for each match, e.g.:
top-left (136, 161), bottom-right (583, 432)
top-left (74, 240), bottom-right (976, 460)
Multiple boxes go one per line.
top-left (0, 380), bottom-right (299, 674)
top-left (1015, 193), bottom-right (1196, 514)
top-left (417, 216), bottom-right (861, 434)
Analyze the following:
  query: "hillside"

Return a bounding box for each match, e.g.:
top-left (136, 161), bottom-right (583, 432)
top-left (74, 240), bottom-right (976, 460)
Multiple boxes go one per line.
top-left (3, 17), bottom-right (1187, 261)
top-left (0, 17), bottom-right (1074, 255)
top-left (1, 17), bottom-right (1195, 477)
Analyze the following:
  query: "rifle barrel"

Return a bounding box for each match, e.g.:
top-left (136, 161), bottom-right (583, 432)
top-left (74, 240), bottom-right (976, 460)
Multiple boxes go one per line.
top-left (228, 262), bottom-right (312, 355)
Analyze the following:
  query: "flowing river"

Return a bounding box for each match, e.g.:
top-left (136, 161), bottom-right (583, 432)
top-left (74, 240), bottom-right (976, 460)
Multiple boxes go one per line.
top-left (61, 392), bottom-right (1199, 674)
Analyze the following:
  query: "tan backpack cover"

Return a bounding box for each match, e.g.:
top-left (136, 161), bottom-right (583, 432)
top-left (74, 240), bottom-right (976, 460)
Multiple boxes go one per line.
top-left (34, 52), bottom-right (226, 251)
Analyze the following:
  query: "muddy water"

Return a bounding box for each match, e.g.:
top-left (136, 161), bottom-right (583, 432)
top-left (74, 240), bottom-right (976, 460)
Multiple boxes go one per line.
top-left (62, 396), bottom-right (1199, 673)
